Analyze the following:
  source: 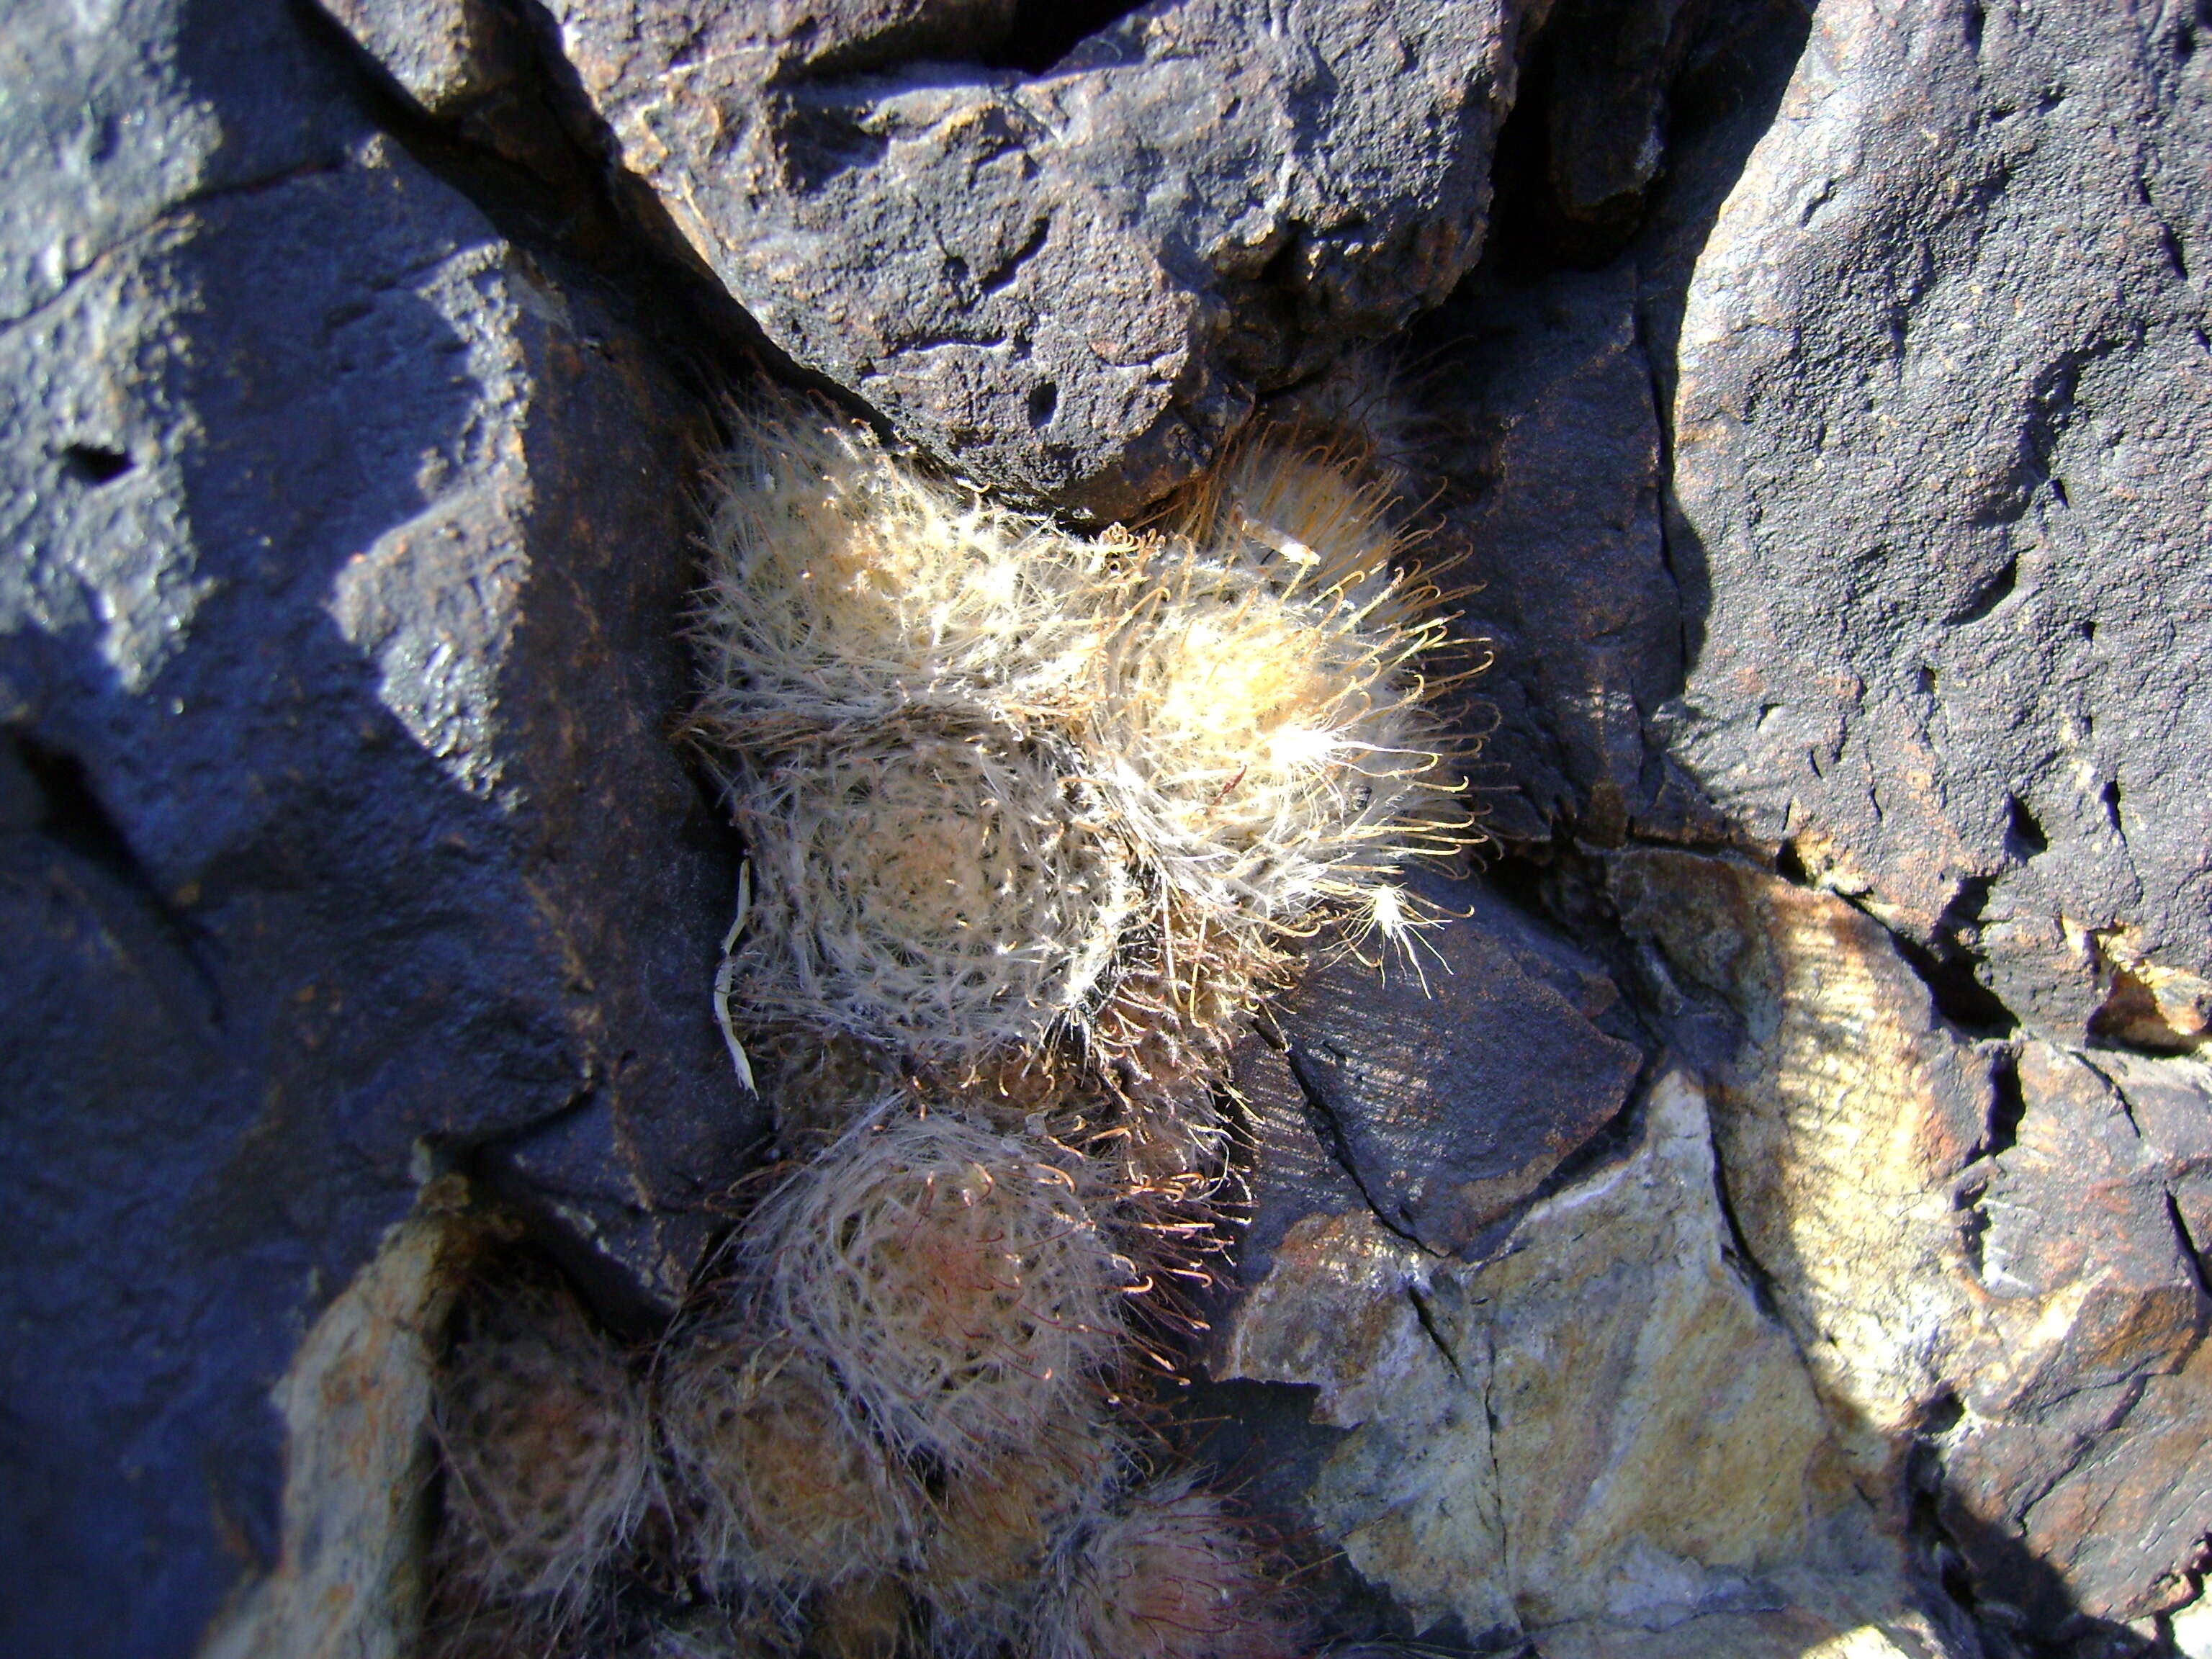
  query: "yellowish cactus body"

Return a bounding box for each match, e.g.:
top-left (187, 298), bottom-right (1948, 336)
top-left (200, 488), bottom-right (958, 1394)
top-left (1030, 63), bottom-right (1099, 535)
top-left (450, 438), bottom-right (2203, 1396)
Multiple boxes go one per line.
top-left (693, 405), bottom-right (1472, 1074)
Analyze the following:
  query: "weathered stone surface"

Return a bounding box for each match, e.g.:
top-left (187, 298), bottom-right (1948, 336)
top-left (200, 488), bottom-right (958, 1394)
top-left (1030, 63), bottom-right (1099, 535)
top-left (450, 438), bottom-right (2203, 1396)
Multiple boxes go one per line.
top-left (1959, 1044), bottom-right (2205, 1421)
top-left (0, 4), bottom-right (752, 1650)
top-left (1532, 1568), bottom-right (1966, 1659)
top-left (1262, 871), bottom-right (1645, 1256)
top-left (1217, 1071), bottom-right (1925, 1648)
top-left (1403, 0), bottom-right (1809, 850)
top-left (1521, 0), bottom-right (1711, 265)
top-left (526, 0), bottom-right (1532, 512)
top-left (2100, 1050), bottom-right (2212, 1268)
top-left (318, 0), bottom-right (523, 115)
top-left (199, 1207), bottom-right (470, 1659)
top-left (1419, 263), bottom-right (1698, 847)
top-left (1611, 848), bottom-right (1994, 1455)
top-left (1939, 1043), bottom-right (2212, 1629)
top-left (1663, 0), bottom-right (2212, 1033)
top-left (1614, 849), bottom-right (2212, 1626)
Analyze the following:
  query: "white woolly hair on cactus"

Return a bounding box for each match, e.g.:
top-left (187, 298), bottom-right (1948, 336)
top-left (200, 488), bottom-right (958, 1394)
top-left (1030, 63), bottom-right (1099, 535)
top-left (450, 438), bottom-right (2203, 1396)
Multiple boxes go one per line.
top-left (689, 400), bottom-right (1133, 748)
top-left (721, 726), bottom-right (1143, 1067)
top-left (1035, 1474), bottom-right (1307, 1659)
top-left (745, 1097), bottom-right (1130, 1472)
top-left (1080, 896), bottom-right (1289, 1172)
top-left (655, 1325), bottom-right (924, 1597)
top-left (1089, 442), bottom-right (1475, 963)
top-left (431, 1273), bottom-right (656, 1627)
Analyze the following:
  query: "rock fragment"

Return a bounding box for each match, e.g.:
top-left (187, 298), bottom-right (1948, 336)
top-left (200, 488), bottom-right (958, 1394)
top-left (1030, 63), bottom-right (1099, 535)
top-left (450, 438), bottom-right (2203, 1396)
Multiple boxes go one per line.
top-left (524, 0), bottom-right (1535, 511)
top-left (1665, 0), bottom-right (2212, 1028)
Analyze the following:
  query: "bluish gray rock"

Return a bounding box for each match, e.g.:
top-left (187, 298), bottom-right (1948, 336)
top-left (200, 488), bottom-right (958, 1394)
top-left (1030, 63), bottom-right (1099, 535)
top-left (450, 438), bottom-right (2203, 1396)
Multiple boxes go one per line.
top-left (0, 5), bottom-right (752, 1652)
top-left (1665, 0), bottom-right (2212, 1040)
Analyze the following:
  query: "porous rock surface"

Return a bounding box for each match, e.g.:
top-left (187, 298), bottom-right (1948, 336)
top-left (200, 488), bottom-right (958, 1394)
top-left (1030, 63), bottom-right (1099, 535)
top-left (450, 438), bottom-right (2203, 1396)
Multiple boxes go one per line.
top-left (1665, 0), bottom-right (2212, 1036)
top-left (6, 1), bottom-right (2212, 1657)
top-left (520, 0), bottom-right (1537, 513)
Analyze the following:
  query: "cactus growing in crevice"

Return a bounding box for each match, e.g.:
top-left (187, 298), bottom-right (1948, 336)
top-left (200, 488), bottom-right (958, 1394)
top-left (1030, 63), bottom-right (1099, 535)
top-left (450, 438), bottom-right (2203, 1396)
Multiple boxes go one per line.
top-left (742, 1101), bottom-right (1130, 1473)
top-left (1035, 1475), bottom-right (1309, 1659)
top-left (655, 1328), bottom-right (925, 1599)
top-left (721, 729), bottom-right (1142, 1066)
top-left (419, 394), bottom-right (1476, 1657)
top-left (694, 402), bottom-right (1473, 1082)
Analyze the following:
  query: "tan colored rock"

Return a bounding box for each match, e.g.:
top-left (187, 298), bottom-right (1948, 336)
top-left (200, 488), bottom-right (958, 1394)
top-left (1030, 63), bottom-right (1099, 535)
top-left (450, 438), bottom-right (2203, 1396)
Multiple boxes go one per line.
top-left (200, 1205), bottom-right (470, 1659)
top-left (1611, 848), bottom-right (1993, 1465)
top-left (1217, 1071), bottom-right (1884, 1641)
top-left (1611, 849), bottom-right (2212, 1622)
top-left (2088, 927), bottom-right (2212, 1053)
top-left (2173, 1593), bottom-right (2212, 1659)
top-left (1224, 845), bottom-right (2208, 1635)
top-left (1936, 1043), bottom-right (2212, 1624)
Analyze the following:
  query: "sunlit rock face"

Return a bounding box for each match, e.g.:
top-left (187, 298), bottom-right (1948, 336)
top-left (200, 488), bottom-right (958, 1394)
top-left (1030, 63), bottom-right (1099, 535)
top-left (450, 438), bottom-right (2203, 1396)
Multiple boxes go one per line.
top-left (1664, 0), bottom-right (2212, 1040)
top-left (1213, 1070), bottom-right (1946, 1653)
top-left (526, 0), bottom-right (1536, 514)
top-left (9, 0), bottom-right (2212, 1654)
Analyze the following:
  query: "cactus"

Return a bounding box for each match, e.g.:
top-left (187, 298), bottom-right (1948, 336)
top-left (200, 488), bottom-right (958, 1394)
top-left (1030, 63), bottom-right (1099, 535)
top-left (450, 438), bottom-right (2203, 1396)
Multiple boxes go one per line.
top-left (690, 402), bottom-right (1132, 748)
top-left (1035, 1475), bottom-right (1307, 1659)
top-left (914, 1404), bottom-right (1131, 1658)
top-left (431, 1272), bottom-right (655, 1632)
top-left (656, 1328), bottom-right (923, 1597)
top-left (722, 728), bottom-right (1142, 1067)
top-left (745, 1102), bottom-right (1128, 1471)
top-left (694, 405), bottom-right (1473, 1076)
top-left (1089, 448), bottom-right (1473, 961)
top-left (426, 400), bottom-right (1475, 1657)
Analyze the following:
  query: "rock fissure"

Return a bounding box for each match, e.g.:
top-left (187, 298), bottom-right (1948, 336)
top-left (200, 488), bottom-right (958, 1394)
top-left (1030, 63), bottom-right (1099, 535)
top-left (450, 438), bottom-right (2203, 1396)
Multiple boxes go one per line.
top-left (1280, 1038), bottom-right (1440, 1258)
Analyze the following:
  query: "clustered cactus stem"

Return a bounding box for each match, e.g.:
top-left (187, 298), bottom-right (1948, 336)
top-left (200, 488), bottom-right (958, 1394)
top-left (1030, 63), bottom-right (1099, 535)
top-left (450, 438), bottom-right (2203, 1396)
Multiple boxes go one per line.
top-left (423, 395), bottom-right (1476, 1658)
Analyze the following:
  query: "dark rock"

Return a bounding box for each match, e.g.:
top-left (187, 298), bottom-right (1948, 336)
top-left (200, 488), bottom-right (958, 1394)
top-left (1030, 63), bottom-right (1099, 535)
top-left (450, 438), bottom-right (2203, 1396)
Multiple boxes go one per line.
top-left (0, 4), bottom-right (752, 1650)
top-left (1958, 1044), bottom-right (2206, 1421)
top-left (1260, 871), bottom-right (1645, 1257)
top-left (309, 0), bottom-right (611, 196)
top-left (1526, 0), bottom-right (1711, 264)
top-left (1223, 1033), bottom-right (1375, 1292)
top-left (1661, 0), bottom-right (2212, 1034)
top-left (1419, 262), bottom-right (1698, 847)
top-left (317, 0), bottom-right (526, 115)
top-left (1940, 1043), bottom-right (2212, 1627)
top-left (2096, 1050), bottom-right (2212, 1270)
top-left (520, 0), bottom-right (1535, 512)
top-left (1403, 0), bottom-right (1809, 850)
